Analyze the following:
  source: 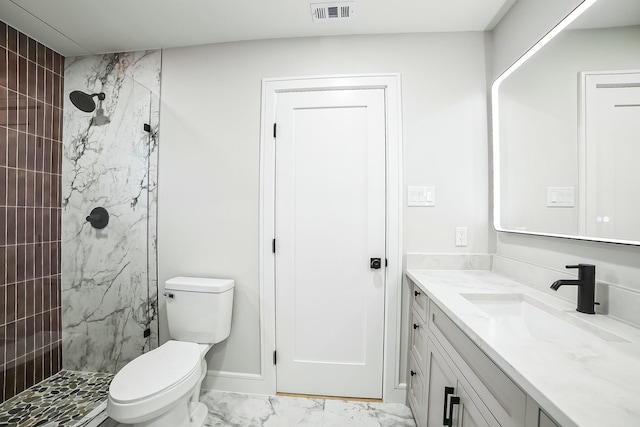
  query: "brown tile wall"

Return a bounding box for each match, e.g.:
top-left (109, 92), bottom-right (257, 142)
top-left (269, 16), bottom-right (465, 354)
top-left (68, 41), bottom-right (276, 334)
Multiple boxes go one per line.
top-left (0, 21), bottom-right (64, 403)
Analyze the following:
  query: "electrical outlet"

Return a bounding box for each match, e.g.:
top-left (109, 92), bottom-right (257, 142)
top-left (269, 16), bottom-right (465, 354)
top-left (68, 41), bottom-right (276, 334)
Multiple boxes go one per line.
top-left (455, 227), bottom-right (468, 247)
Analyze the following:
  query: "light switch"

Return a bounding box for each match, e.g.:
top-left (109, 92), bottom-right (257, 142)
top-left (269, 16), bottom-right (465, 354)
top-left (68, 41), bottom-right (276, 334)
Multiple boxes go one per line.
top-left (546, 187), bottom-right (575, 207)
top-left (408, 186), bottom-right (435, 207)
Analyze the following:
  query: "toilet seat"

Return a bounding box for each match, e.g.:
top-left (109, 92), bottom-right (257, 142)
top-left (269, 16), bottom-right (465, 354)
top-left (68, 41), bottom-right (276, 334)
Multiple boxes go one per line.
top-left (108, 340), bottom-right (202, 424)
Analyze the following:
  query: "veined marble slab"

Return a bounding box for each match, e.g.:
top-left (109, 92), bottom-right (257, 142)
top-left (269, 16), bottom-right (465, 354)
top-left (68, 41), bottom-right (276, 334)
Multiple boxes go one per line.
top-left (202, 391), bottom-right (415, 427)
top-left (406, 269), bottom-right (640, 427)
top-left (98, 390), bottom-right (416, 427)
top-left (62, 51), bottom-right (160, 373)
top-left (404, 253), bottom-right (492, 271)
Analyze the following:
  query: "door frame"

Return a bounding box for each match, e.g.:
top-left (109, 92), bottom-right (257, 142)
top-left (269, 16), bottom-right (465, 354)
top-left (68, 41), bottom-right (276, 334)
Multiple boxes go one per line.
top-left (259, 74), bottom-right (404, 402)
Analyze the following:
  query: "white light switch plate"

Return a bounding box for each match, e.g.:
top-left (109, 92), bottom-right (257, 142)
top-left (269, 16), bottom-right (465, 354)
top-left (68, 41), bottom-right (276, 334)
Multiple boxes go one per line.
top-left (408, 186), bottom-right (435, 207)
top-left (547, 187), bottom-right (575, 207)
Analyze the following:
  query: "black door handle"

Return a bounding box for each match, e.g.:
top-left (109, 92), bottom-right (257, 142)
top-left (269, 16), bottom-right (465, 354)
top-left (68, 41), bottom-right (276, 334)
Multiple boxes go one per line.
top-left (370, 258), bottom-right (381, 269)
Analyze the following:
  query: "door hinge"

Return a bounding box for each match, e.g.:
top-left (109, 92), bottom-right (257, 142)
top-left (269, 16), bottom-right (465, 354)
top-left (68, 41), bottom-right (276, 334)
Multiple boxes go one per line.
top-left (143, 328), bottom-right (151, 338)
top-left (272, 239), bottom-right (276, 254)
top-left (273, 350), bottom-right (277, 365)
top-left (273, 123), bottom-right (277, 138)
top-left (143, 123), bottom-right (151, 133)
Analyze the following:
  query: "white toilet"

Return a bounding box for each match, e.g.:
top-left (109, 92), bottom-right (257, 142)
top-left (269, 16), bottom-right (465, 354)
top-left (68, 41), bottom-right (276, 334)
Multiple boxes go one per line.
top-left (107, 277), bottom-right (235, 427)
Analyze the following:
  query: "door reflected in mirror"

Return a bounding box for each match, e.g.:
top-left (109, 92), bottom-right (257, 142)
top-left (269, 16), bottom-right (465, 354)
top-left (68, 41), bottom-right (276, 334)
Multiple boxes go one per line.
top-left (493, 0), bottom-right (640, 244)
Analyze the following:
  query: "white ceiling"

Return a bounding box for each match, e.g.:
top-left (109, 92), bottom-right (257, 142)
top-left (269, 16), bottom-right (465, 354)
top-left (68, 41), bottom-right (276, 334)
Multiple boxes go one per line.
top-left (0, 0), bottom-right (515, 57)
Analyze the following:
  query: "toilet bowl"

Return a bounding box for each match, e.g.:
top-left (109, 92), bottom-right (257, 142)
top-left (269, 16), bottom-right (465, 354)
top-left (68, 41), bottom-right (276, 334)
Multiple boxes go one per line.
top-left (107, 277), bottom-right (235, 427)
top-left (107, 341), bottom-right (210, 426)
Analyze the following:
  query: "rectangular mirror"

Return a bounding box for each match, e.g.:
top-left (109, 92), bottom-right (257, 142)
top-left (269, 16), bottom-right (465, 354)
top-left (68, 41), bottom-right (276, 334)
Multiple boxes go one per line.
top-left (492, 0), bottom-right (640, 245)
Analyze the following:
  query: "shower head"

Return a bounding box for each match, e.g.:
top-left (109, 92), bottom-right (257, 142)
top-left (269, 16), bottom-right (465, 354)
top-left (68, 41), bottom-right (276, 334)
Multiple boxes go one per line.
top-left (69, 90), bottom-right (106, 113)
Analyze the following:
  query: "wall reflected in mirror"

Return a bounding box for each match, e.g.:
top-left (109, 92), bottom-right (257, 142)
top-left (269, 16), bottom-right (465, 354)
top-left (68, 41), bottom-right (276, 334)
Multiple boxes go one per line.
top-left (494, 0), bottom-right (640, 244)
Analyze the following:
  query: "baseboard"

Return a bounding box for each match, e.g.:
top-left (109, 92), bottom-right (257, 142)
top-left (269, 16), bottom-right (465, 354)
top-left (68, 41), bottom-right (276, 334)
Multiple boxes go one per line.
top-left (384, 383), bottom-right (407, 404)
top-left (201, 370), bottom-right (275, 396)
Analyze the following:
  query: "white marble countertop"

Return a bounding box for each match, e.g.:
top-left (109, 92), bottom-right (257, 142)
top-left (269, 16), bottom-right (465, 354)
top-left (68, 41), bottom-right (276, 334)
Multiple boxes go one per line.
top-left (406, 269), bottom-right (640, 427)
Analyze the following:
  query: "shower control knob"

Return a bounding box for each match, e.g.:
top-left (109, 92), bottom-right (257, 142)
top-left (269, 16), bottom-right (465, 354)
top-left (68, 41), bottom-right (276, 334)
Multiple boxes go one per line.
top-left (86, 207), bottom-right (109, 229)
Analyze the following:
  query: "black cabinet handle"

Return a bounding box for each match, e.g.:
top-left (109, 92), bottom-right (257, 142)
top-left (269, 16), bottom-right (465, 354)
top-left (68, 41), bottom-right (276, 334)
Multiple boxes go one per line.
top-left (414, 290), bottom-right (421, 297)
top-left (447, 396), bottom-right (460, 426)
top-left (410, 370), bottom-right (416, 377)
top-left (413, 324), bottom-right (419, 329)
top-left (443, 386), bottom-right (460, 427)
top-left (370, 258), bottom-right (382, 269)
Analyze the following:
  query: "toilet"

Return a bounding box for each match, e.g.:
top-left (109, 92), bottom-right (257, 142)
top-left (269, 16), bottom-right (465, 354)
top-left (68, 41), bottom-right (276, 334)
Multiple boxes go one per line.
top-left (107, 277), bottom-right (235, 427)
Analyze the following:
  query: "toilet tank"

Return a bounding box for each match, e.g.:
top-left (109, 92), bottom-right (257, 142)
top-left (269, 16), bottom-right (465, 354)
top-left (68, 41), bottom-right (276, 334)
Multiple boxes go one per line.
top-left (164, 277), bottom-right (235, 344)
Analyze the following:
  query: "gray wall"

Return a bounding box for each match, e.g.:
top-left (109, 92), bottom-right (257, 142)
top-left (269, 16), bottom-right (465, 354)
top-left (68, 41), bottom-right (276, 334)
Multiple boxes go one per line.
top-left (159, 32), bottom-right (490, 377)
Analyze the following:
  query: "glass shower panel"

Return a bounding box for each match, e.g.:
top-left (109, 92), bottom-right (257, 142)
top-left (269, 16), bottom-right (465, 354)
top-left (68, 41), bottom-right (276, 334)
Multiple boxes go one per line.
top-left (62, 72), bottom-right (158, 373)
top-left (145, 90), bottom-right (160, 354)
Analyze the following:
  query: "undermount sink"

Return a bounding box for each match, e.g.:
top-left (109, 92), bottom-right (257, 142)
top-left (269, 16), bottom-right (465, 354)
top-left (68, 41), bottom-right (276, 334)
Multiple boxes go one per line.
top-left (461, 293), bottom-right (628, 343)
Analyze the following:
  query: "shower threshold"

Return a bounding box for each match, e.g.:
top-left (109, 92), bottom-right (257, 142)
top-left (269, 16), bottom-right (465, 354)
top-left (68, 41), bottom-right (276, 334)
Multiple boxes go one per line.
top-left (0, 370), bottom-right (113, 426)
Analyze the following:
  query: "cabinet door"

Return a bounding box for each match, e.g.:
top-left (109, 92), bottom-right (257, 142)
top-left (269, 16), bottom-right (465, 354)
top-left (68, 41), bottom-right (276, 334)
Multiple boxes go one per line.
top-left (425, 338), bottom-right (498, 427)
top-left (456, 382), bottom-right (493, 427)
top-left (538, 410), bottom-right (560, 427)
top-left (425, 339), bottom-right (457, 427)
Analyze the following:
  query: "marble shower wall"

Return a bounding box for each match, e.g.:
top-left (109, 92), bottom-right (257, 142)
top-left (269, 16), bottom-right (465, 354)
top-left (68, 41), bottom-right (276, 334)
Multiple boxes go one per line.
top-left (62, 50), bottom-right (160, 373)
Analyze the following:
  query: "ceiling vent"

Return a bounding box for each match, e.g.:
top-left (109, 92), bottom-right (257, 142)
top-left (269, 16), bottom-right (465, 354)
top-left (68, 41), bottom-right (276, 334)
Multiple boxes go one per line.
top-left (311, 2), bottom-right (356, 22)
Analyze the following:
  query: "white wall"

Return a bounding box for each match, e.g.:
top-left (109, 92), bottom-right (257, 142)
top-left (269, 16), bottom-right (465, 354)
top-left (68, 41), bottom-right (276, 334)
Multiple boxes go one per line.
top-left (490, 0), bottom-right (640, 300)
top-left (159, 33), bottom-right (490, 381)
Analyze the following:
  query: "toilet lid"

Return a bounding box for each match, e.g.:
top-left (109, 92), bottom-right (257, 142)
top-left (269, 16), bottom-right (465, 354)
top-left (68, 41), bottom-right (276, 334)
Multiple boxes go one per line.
top-left (109, 340), bottom-right (201, 404)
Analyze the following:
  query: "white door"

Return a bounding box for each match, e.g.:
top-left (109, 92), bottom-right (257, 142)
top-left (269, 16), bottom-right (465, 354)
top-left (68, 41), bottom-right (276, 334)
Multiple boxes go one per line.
top-left (274, 88), bottom-right (386, 398)
top-left (584, 72), bottom-right (640, 240)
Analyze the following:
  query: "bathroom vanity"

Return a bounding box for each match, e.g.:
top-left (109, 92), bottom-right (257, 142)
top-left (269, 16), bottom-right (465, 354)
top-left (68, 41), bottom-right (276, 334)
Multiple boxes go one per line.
top-left (405, 270), bottom-right (640, 427)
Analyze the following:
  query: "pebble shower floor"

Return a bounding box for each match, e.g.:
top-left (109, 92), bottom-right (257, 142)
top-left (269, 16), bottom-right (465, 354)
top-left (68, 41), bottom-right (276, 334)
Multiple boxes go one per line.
top-left (0, 370), bottom-right (112, 427)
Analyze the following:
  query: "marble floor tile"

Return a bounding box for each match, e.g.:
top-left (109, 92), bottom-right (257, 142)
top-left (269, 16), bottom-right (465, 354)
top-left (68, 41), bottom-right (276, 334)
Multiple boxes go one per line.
top-left (98, 390), bottom-right (415, 427)
top-left (263, 395), bottom-right (325, 427)
top-left (201, 391), bottom-right (416, 427)
top-left (202, 392), bottom-right (275, 427)
top-left (323, 399), bottom-right (416, 427)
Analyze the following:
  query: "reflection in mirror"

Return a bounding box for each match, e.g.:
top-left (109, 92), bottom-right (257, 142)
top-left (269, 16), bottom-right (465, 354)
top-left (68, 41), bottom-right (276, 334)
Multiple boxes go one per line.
top-left (493, 0), bottom-right (640, 244)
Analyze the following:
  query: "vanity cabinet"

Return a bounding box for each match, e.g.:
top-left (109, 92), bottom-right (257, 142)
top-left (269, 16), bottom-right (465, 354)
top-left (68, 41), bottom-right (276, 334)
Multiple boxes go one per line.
top-left (424, 337), bottom-right (492, 427)
top-left (408, 287), bottom-right (429, 426)
top-left (407, 279), bottom-right (560, 427)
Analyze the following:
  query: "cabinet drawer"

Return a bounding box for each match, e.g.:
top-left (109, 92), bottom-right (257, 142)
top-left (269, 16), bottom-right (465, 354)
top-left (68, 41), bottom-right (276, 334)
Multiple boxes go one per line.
top-left (429, 301), bottom-right (527, 427)
top-left (411, 308), bottom-right (428, 373)
top-left (408, 353), bottom-right (426, 427)
top-left (411, 280), bottom-right (428, 323)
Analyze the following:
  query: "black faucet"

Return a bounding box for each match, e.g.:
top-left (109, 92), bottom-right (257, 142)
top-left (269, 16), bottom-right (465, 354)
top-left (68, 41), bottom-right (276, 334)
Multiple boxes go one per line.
top-left (550, 264), bottom-right (597, 314)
